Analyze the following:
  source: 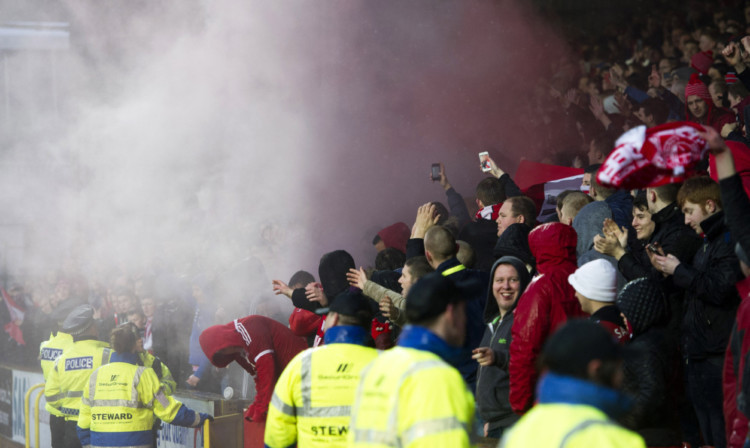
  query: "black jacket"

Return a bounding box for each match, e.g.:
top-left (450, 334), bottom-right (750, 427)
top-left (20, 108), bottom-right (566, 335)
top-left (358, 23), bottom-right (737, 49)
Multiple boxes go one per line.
top-left (618, 202), bottom-right (702, 281)
top-left (720, 173), bottom-right (750, 258)
top-left (617, 278), bottom-right (681, 446)
top-left (476, 256), bottom-right (530, 430)
top-left (674, 211), bottom-right (742, 359)
top-left (436, 257), bottom-right (489, 386)
top-left (447, 174), bottom-right (523, 273)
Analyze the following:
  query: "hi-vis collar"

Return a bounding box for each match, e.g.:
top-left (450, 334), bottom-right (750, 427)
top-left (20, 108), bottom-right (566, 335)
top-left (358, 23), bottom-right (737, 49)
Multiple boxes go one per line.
top-left (441, 264), bottom-right (466, 276)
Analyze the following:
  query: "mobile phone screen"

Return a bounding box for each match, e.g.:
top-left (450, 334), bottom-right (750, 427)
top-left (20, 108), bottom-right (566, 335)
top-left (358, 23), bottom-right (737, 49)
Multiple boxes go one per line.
top-left (479, 152), bottom-right (491, 172)
top-left (431, 164), bottom-right (440, 181)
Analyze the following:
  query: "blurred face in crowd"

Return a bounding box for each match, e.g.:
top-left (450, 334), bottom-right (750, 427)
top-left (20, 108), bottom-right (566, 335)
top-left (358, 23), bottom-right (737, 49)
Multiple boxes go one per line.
top-left (687, 95), bottom-right (708, 119)
top-left (632, 206), bottom-right (656, 241)
top-left (634, 107), bottom-right (654, 127)
top-left (141, 297), bottom-right (155, 318)
top-left (587, 140), bottom-right (603, 165)
top-left (658, 58), bottom-right (673, 75)
top-left (708, 84), bottom-right (724, 108)
top-left (683, 42), bottom-right (699, 62)
top-left (398, 265), bottom-right (415, 296)
top-left (116, 294), bottom-right (136, 314)
top-left (698, 34), bottom-right (715, 52)
top-left (729, 92), bottom-right (743, 109)
top-left (128, 312), bottom-right (145, 330)
top-left (581, 173), bottom-right (592, 190)
top-left (493, 264), bottom-right (521, 317)
top-left (683, 200), bottom-right (712, 234)
top-left (496, 201), bottom-right (522, 237)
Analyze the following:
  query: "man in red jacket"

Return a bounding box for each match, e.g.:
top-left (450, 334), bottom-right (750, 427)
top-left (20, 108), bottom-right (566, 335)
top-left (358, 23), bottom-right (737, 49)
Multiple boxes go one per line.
top-left (509, 223), bottom-right (585, 414)
top-left (199, 315), bottom-right (307, 422)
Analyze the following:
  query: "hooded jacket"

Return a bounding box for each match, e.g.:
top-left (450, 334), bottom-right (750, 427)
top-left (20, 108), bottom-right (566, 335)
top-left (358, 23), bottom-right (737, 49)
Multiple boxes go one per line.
top-left (291, 250), bottom-right (355, 312)
top-left (477, 257), bottom-right (530, 430)
top-left (509, 223), bottom-right (586, 413)
top-left (199, 315), bottom-right (307, 422)
top-left (617, 278), bottom-right (682, 446)
top-left (685, 73), bottom-right (734, 130)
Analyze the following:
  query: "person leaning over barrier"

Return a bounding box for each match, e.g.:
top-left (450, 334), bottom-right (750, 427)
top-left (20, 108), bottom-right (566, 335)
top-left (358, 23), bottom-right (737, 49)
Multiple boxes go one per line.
top-left (349, 272), bottom-right (475, 448)
top-left (45, 305), bottom-right (113, 448)
top-left (76, 323), bottom-right (212, 448)
top-left (265, 290), bottom-right (378, 448)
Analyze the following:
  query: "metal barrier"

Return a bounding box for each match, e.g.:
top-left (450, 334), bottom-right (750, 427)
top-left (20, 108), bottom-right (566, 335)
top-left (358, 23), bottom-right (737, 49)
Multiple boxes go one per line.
top-left (24, 383), bottom-right (45, 448)
top-left (203, 417), bottom-right (210, 448)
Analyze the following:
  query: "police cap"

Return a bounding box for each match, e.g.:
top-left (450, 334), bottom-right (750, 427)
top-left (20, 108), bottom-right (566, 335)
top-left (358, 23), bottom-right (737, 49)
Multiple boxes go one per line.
top-left (61, 304), bottom-right (95, 336)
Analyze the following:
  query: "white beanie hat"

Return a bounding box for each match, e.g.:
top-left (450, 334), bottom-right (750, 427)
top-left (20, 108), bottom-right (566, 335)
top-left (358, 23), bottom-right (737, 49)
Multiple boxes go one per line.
top-left (568, 259), bottom-right (617, 303)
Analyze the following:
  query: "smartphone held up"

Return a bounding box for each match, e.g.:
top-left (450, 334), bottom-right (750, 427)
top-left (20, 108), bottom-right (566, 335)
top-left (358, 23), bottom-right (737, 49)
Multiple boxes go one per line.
top-left (479, 151), bottom-right (491, 172)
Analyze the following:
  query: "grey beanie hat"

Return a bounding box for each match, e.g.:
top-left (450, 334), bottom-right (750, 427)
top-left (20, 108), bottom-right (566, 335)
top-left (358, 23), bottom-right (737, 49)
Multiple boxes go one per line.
top-left (61, 304), bottom-right (95, 336)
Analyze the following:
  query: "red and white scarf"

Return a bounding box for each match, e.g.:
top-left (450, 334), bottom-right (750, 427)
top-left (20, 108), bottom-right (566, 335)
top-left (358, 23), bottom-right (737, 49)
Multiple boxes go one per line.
top-left (475, 203), bottom-right (503, 221)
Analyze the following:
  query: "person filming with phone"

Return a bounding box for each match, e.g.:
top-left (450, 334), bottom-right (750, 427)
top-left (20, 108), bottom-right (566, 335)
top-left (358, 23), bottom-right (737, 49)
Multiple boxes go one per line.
top-left (430, 153), bottom-right (523, 271)
top-left (648, 175), bottom-right (742, 448)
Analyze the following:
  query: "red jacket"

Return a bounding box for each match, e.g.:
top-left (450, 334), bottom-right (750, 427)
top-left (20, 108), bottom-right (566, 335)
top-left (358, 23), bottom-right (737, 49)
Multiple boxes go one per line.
top-left (509, 223), bottom-right (585, 414)
top-left (723, 276), bottom-right (750, 448)
top-left (199, 315), bottom-right (307, 422)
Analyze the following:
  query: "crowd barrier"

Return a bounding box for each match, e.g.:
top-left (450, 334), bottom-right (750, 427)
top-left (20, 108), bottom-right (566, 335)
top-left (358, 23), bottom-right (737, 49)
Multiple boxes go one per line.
top-left (2, 364), bottom-right (247, 448)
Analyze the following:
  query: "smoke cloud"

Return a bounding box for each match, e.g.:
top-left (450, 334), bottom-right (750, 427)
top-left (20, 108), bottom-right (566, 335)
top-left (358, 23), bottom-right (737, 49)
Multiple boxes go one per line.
top-left (1, 1), bottom-right (570, 305)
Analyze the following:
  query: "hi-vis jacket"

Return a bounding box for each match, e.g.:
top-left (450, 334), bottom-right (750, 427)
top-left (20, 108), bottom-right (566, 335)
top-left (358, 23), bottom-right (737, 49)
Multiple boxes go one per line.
top-left (499, 373), bottom-right (645, 448)
top-left (349, 326), bottom-right (475, 448)
top-left (76, 352), bottom-right (201, 448)
top-left (39, 331), bottom-right (74, 418)
top-left (45, 337), bottom-right (112, 421)
top-left (265, 326), bottom-right (378, 448)
top-left (139, 351), bottom-right (176, 395)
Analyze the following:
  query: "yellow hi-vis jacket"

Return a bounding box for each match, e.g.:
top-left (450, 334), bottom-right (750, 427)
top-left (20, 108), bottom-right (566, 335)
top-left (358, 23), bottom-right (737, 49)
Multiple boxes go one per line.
top-left (138, 351), bottom-right (176, 395)
top-left (39, 331), bottom-right (73, 418)
top-left (77, 358), bottom-right (198, 448)
top-left (499, 403), bottom-right (646, 448)
top-left (348, 346), bottom-right (475, 448)
top-left (265, 339), bottom-right (378, 448)
top-left (44, 338), bottom-right (112, 421)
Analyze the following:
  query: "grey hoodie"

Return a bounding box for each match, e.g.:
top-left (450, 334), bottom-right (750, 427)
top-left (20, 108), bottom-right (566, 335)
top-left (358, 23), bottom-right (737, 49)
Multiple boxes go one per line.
top-left (476, 256), bottom-right (530, 431)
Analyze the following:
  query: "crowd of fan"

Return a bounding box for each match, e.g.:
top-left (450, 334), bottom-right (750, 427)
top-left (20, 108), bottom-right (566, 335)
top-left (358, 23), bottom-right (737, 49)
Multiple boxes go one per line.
top-left (5, 1), bottom-right (750, 447)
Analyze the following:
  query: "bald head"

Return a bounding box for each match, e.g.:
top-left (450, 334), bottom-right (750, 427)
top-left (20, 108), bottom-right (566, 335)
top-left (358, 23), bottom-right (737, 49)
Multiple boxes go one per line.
top-left (424, 226), bottom-right (457, 267)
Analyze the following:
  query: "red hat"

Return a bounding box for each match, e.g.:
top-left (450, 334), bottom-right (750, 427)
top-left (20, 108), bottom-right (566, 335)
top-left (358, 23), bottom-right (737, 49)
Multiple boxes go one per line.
top-left (726, 72), bottom-right (739, 85)
top-left (690, 51), bottom-right (714, 75)
top-left (596, 122), bottom-right (708, 189)
top-left (685, 73), bottom-right (711, 103)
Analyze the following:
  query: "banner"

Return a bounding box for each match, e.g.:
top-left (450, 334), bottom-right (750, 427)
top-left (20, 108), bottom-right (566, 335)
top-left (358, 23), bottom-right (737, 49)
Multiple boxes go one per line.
top-left (0, 367), bottom-right (11, 439)
top-left (536, 174), bottom-right (585, 223)
top-left (11, 370), bottom-right (48, 447)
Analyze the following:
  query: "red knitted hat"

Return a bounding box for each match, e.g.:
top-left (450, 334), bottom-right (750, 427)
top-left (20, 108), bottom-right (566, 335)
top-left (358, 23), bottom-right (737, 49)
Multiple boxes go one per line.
top-left (685, 73), bottom-right (711, 103)
top-left (726, 72), bottom-right (739, 85)
top-left (690, 51), bottom-right (713, 75)
top-left (596, 122), bottom-right (708, 189)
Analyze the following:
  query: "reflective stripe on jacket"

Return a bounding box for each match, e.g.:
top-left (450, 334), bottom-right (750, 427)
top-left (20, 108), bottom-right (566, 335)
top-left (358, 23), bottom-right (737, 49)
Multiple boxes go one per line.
top-left (40, 331), bottom-right (73, 417)
top-left (77, 361), bottom-right (191, 447)
top-left (265, 340), bottom-right (378, 448)
top-left (139, 351), bottom-right (176, 395)
top-left (44, 339), bottom-right (112, 421)
top-left (348, 346), bottom-right (474, 448)
top-left (499, 403), bottom-right (645, 448)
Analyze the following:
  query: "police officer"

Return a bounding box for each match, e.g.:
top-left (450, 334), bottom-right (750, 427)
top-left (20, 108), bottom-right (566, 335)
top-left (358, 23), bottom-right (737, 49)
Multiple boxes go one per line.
top-left (39, 304), bottom-right (74, 448)
top-left (45, 305), bottom-right (112, 448)
top-left (349, 273), bottom-right (475, 448)
top-left (265, 290), bottom-right (378, 448)
top-left (76, 323), bottom-right (212, 447)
